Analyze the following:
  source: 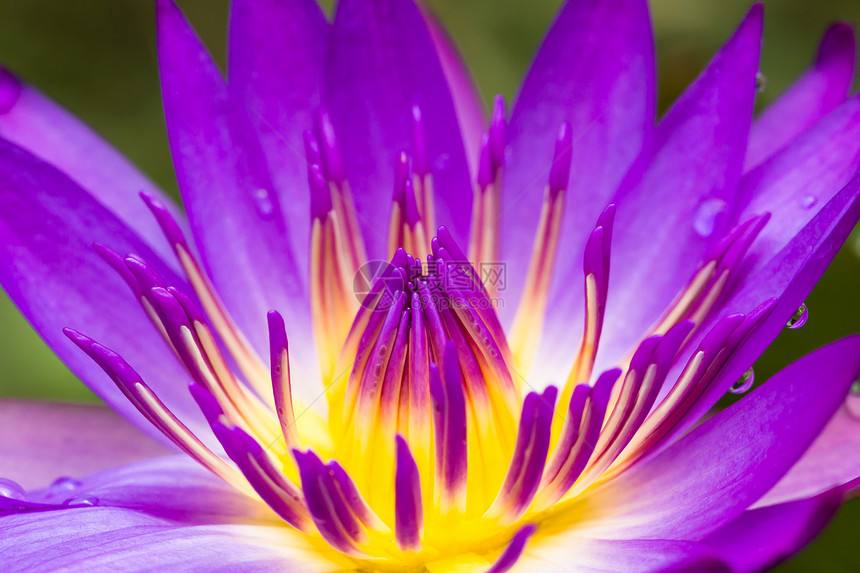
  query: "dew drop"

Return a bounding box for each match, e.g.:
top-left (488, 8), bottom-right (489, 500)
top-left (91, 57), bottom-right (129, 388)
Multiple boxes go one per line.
top-left (0, 478), bottom-right (25, 500)
top-left (730, 368), bottom-right (755, 395)
top-left (786, 303), bottom-right (808, 329)
top-left (62, 496), bottom-right (99, 508)
top-left (693, 199), bottom-right (727, 238)
top-left (49, 476), bottom-right (81, 493)
top-left (800, 195), bottom-right (818, 210)
top-left (755, 71), bottom-right (767, 93)
top-left (253, 188), bottom-right (275, 218)
top-left (845, 378), bottom-right (860, 420)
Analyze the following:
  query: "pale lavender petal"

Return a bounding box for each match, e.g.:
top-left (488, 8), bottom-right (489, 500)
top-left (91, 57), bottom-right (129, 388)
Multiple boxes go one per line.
top-left (228, 0), bottom-right (328, 281)
top-left (745, 22), bottom-right (856, 171)
top-left (157, 0), bottom-right (319, 392)
top-left (0, 401), bottom-right (168, 490)
top-left (0, 70), bottom-right (184, 264)
top-left (588, 6), bottom-right (762, 376)
top-left (326, 0), bottom-right (472, 258)
top-left (501, 0), bottom-right (655, 326)
top-left (568, 336), bottom-right (860, 541)
top-left (0, 139), bottom-right (212, 448)
top-left (513, 536), bottom-right (728, 573)
top-left (0, 502), bottom-right (340, 572)
top-left (419, 5), bottom-right (486, 178)
top-left (15, 456), bottom-right (272, 524)
top-left (757, 390), bottom-right (860, 507)
top-left (703, 490), bottom-right (842, 573)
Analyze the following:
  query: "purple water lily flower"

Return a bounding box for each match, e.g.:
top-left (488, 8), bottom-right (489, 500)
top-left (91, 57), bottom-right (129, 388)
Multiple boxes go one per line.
top-left (1, 0), bottom-right (860, 571)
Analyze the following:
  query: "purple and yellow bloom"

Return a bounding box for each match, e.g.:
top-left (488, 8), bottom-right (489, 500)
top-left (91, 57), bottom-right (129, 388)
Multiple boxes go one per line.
top-left (2, 0), bottom-right (860, 570)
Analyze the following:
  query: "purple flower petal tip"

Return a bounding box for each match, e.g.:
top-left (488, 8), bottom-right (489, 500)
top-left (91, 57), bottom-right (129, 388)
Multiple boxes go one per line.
top-left (817, 21), bottom-right (856, 68)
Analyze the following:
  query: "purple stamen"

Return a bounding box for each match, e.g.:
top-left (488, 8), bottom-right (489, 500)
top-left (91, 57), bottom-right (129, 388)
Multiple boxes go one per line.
top-left (539, 368), bottom-right (620, 504)
top-left (379, 308), bottom-right (411, 432)
top-left (485, 523), bottom-right (537, 573)
top-left (416, 280), bottom-right (448, 357)
top-left (394, 435), bottom-right (423, 551)
top-left (489, 95), bottom-right (507, 172)
top-left (548, 122), bottom-right (573, 196)
top-left (146, 286), bottom-right (204, 371)
top-left (582, 321), bottom-right (695, 483)
top-left (64, 330), bottom-right (240, 488)
top-left (489, 386), bottom-right (556, 521)
top-left (123, 255), bottom-right (168, 292)
top-left (327, 460), bottom-right (387, 533)
top-left (309, 164), bottom-right (332, 220)
top-left (393, 151), bottom-right (411, 204)
top-left (188, 381), bottom-right (225, 427)
top-left (293, 449), bottom-right (365, 556)
top-left (477, 133), bottom-right (494, 189)
top-left (434, 295), bottom-right (492, 406)
top-left (714, 214), bottom-right (769, 280)
top-left (303, 129), bottom-right (321, 167)
top-left (429, 345), bottom-right (468, 509)
top-left (541, 383), bottom-right (589, 486)
top-left (435, 226), bottom-right (494, 300)
top-left (617, 308), bottom-right (774, 470)
top-left (140, 191), bottom-right (191, 253)
top-left (314, 109), bottom-right (345, 185)
top-left (356, 291), bottom-right (405, 424)
top-left (92, 243), bottom-right (144, 297)
top-left (411, 104), bottom-right (429, 177)
top-left (514, 387), bottom-right (557, 514)
top-left (167, 285), bottom-right (207, 325)
top-left (584, 204), bottom-right (616, 296)
top-left (406, 292), bottom-right (431, 432)
top-left (267, 311), bottom-right (300, 448)
top-left (403, 178), bottom-right (422, 227)
top-left (212, 423), bottom-right (310, 531)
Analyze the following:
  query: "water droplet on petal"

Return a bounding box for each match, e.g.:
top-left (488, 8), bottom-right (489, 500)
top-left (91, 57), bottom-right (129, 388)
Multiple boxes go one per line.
top-left (50, 476), bottom-right (81, 493)
top-left (800, 195), bottom-right (818, 210)
top-left (253, 188), bottom-right (275, 219)
top-left (0, 478), bottom-right (25, 500)
top-left (693, 199), bottom-right (727, 238)
top-left (755, 71), bottom-right (767, 93)
top-left (786, 303), bottom-right (809, 329)
top-left (62, 496), bottom-right (99, 508)
top-left (730, 368), bottom-right (755, 395)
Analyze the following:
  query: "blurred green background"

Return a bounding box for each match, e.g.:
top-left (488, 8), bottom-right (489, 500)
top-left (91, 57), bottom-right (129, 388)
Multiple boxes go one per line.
top-left (0, 0), bottom-right (858, 570)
